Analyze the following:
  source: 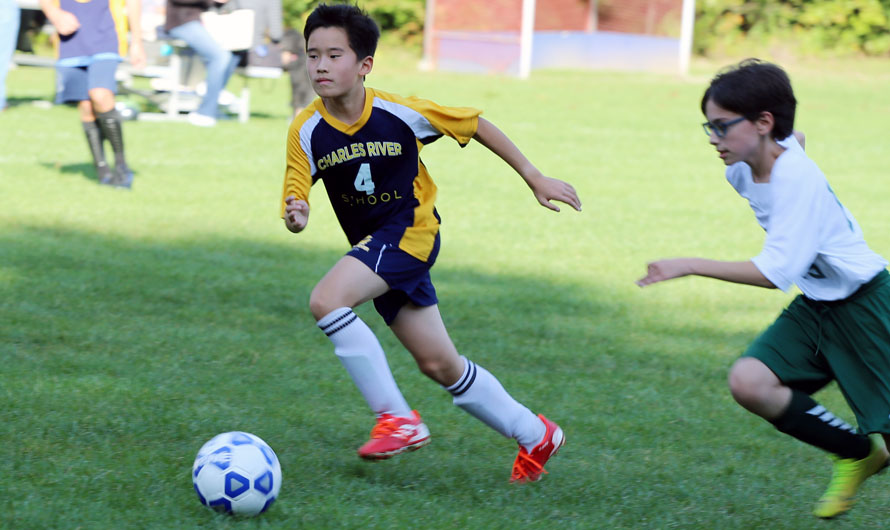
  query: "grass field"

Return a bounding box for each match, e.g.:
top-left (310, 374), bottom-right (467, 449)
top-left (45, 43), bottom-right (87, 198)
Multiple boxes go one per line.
top-left (3, 51), bottom-right (890, 528)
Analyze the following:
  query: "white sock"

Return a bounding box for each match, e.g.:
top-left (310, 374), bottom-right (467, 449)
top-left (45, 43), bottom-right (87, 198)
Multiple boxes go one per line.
top-left (317, 307), bottom-right (413, 418)
top-left (445, 356), bottom-right (545, 451)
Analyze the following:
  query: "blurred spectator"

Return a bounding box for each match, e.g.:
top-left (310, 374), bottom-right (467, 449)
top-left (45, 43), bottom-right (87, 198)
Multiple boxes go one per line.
top-left (139, 0), bottom-right (167, 64)
top-left (279, 27), bottom-right (312, 116)
top-left (229, 0), bottom-right (310, 118)
top-left (15, 8), bottom-right (45, 54)
top-left (0, 0), bottom-right (19, 110)
top-left (39, 0), bottom-right (145, 188)
top-left (164, 0), bottom-right (239, 127)
top-left (229, 0), bottom-right (284, 79)
top-left (232, 0), bottom-right (281, 53)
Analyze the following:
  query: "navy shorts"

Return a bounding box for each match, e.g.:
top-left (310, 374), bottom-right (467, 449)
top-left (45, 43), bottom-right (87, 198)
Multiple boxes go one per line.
top-left (347, 231), bottom-right (440, 326)
top-left (55, 59), bottom-right (119, 103)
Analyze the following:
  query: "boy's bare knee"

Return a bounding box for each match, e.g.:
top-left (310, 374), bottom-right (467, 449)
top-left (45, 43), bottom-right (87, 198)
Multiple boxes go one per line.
top-left (729, 360), bottom-right (755, 402)
top-left (309, 288), bottom-right (340, 321)
top-left (416, 357), bottom-right (447, 383)
top-left (78, 100), bottom-right (96, 121)
top-left (728, 357), bottom-right (774, 408)
top-left (416, 355), bottom-right (463, 386)
top-left (88, 88), bottom-right (115, 114)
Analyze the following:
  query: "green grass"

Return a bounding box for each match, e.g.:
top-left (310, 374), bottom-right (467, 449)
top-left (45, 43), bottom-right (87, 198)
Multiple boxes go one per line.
top-left (3, 52), bottom-right (890, 528)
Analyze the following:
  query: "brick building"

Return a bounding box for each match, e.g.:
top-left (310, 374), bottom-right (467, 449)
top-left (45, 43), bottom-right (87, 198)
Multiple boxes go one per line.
top-left (434, 0), bottom-right (679, 36)
top-left (424, 0), bottom-right (691, 76)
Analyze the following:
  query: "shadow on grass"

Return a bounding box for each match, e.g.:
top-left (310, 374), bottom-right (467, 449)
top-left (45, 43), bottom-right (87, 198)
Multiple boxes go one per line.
top-left (1, 223), bottom-right (756, 377)
top-left (38, 161), bottom-right (98, 182)
top-left (0, 223), bottom-right (764, 431)
top-left (37, 161), bottom-right (141, 184)
top-left (5, 95), bottom-right (51, 108)
top-left (1, 224), bottom-right (804, 526)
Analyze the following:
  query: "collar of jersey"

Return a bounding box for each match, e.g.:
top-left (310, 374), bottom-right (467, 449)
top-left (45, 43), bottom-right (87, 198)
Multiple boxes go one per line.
top-left (317, 88), bottom-right (376, 135)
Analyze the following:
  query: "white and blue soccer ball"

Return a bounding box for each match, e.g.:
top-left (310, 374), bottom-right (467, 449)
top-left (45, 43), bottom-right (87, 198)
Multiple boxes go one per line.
top-left (192, 431), bottom-right (282, 517)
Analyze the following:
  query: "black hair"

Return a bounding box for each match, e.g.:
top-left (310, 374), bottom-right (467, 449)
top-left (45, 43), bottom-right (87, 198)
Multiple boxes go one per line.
top-left (304, 3), bottom-right (380, 60)
top-left (701, 58), bottom-right (796, 140)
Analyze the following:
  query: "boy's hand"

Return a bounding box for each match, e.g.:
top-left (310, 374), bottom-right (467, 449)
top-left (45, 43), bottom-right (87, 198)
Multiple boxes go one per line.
top-left (528, 173), bottom-right (582, 213)
top-left (50, 10), bottom-right (80, 35)
top-left (636, 259), bottom-right (693, 287)
top-left (284, 195), bottom-right (309, 233)
top-left (471, 118), bottom-right (581, 212)
top-left (129, 41), bottom-right (146, 70)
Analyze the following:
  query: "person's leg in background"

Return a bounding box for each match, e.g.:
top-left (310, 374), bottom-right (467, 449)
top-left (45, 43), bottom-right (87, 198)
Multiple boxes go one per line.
top-left (168, 20), bottom-right (239, 126)
top-left (77, 99), bottom-right (113, 184)
top-left (88, 59), bottom-right (133, 187)
top-left (57, 64), bottom-right (117, 187)
top-left (0, 0), bottom-right (21, 110)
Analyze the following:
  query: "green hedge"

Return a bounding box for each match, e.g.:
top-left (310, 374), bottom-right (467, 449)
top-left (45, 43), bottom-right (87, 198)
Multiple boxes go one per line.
top-left (695, 0), bottom-right (890, 57)
top-left (283, 0), bottom-right (425, 46)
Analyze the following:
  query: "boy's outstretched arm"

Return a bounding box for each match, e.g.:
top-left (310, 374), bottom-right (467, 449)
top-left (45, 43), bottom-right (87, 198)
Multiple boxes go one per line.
top-left (473, 117), bottom-right (582, 212)
top-left (636, 258), bottom-right (776, 288)
top-left (283, 195), bottom-right (310, 234)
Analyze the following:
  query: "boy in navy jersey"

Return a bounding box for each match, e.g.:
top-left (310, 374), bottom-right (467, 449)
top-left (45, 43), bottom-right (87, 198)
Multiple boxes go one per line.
top-left (281, 3), bottom-right (581, 482)
top-left (638, 59), bottom-right (890, 518)
top-left (40, 0), bottom-right (144, 188)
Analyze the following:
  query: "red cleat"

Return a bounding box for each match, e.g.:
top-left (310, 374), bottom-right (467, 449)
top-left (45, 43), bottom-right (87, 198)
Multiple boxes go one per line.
top-left (358, 410), bottom-right (431, 460)
top-left (510, 414), bottom-right (565, 483)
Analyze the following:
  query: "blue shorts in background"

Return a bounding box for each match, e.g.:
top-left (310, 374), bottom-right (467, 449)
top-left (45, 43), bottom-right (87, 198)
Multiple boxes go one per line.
top-left (347, 230), bottom-right (441, 325)
top-left (55, 58), bottom-right (119, 103)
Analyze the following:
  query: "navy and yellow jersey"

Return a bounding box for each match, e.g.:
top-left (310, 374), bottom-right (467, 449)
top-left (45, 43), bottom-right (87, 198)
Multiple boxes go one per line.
top-left (281, 87), bottom-right (481, 262)
top-left (54, 0), bottom-right (130, 64)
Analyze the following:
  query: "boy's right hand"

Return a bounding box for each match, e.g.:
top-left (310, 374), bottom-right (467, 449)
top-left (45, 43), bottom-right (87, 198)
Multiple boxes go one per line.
top-left (636, 258), bottom-right (692, 287)
top-left (284, 195), bottom-right (309, 233)
top-left (50, 10), bottom-right (80, 36)
top-left (528, 173), bottom-right (582, 213)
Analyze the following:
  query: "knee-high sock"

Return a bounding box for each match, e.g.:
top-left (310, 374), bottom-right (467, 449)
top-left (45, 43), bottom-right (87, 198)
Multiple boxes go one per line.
top-left (445, 356), bottom-right (545, 451)
top-left (82, 120), bottom-right (108, 170)
top-left (95, 109), bottom-right (127, 168)
top-left (317, 307), bottom-right (412, 418)
top-left (770, 389), bottom-right (871, 459)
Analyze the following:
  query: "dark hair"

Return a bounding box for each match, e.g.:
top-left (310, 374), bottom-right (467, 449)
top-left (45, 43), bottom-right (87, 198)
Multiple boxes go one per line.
top-left (304, 3), bottom-right (380, 60)
top-left (700, 58), bottom-right (796, 140)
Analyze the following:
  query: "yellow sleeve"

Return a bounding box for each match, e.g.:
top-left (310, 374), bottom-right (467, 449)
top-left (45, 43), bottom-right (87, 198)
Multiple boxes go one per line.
top-left (280, 116), bottom-right (313, 217)
top-left (375, 89), bottom-right (481, 147)
top-left (417, 99), bottom-right (480, 146)
top-left (110, 0), bottom-right (129, 56)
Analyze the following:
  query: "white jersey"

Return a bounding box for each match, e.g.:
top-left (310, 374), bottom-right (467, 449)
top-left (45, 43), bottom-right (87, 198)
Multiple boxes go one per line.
top-left (726, 135), bottom-right (887, 301)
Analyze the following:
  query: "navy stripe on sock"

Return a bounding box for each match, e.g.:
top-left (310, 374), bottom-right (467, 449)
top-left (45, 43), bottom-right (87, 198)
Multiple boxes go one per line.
top-left (319, 311), bottom-right (357, 337)
top-left (449, 360), bottom-right (477, 396)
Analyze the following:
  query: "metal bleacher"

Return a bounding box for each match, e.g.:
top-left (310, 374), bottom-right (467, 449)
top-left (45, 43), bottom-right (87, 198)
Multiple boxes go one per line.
top-left (12, 0), bottom-right (282, 123)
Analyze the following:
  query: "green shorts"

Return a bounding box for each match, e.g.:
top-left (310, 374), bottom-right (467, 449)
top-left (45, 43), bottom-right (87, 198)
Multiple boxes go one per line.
top-left (743, 269), bottom-right (890, 434)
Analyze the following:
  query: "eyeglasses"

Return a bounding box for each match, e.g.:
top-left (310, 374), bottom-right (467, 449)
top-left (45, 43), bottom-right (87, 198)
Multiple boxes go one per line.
top-left (701, 116), bottom-right (745, 138)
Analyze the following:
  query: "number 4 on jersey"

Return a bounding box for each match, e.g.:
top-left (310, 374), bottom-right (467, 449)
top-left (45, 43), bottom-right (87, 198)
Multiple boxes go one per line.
top-left (354, 163), bottom-right (375, 195)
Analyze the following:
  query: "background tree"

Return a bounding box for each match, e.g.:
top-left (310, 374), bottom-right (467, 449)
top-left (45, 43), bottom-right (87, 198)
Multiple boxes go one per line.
top-left (695, 0), bottom-right (890, 57)
top-left (282, 0), bottom-right (424, 46)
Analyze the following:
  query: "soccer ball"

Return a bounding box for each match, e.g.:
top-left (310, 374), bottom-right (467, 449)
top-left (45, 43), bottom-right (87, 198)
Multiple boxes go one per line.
top-left (192, 431), bottom-right (282, 516)
top-left (114, 101), bottom-right (139, 121)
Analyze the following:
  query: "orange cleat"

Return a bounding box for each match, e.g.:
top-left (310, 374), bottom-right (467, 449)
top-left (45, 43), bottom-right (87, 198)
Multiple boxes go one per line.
top-left (358, 410), bottom-right (431, 460)
top-left (510, 414), bottom-right (565, 483)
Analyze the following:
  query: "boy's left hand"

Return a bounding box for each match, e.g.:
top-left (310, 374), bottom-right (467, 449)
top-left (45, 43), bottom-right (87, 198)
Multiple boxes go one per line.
top-left (129, 41), bottom-right (146, 70)
top-left (529, 174), bottom-right (582, 212)
top-left (636, 259), bottom-right (692, 287)
top-left (50, 9), bottom-right (80, 35)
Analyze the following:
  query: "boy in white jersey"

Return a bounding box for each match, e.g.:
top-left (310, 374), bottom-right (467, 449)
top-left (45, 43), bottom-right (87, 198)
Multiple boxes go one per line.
top-left (637, 59), bottom-right (890, 518)
top-left (280, 4), bottom-right (581, 482)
